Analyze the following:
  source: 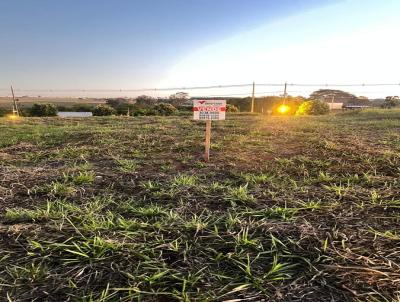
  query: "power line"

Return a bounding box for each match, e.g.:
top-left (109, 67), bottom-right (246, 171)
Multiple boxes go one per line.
top-left (0, 83), bottom-right (254, 93)
top-left (193, 90), bottom-right (285, 98)
top-left (1, 82), bottom-right (399, 93)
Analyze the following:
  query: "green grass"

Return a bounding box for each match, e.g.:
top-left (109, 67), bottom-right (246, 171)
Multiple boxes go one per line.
top-left (1, 110), bottom-right (400, 301)
top-left (224, 184), bottom-right (255, 205)
top-left (171, 174), bottom-right (197, 187)
top-left (116, 159), bottom-right (138, 172)
top-left (69, 171), bottom-right (95, 185)
top-left (4, 207), bottom-right (52, 223)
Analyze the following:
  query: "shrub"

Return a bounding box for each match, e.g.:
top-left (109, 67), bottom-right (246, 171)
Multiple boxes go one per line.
top-left (30, 103), bottom-right (58, 117)
top-left (57, 104), bottom-right (95, 112)
top-left (106, 98), bottom-right (128, 108)
top-left (0, 108), bottom-right (11, 117)
top-left (115, 103), bottom-right (135, 115)
top-left (153, 103), bottom-right (177, 116)
top-left (226, 104), bottom-right (239, 112)
top-left (131, 104), bottom-right (177, 116)
top-left (296, 100), bottom-right (329, 115)
top-left (381, 96), bottom-right (399, 109)
top-left (72, 104), bottom-right (96, 112)
top-left (92, 104), bottom-right (116, 116)
top-left (19, 108), bottom-right (31, 117)
top-left (57, 105), bottom-right (68, 111)
top-left (176, 105), bottom-right (192, 112)
top-left (105, 98), bottom-right (135, 115)
top-left (132, 108), bottom-right (155, 116)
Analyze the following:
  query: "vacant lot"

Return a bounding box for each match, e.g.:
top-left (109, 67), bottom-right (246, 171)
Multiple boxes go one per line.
top-left (0, 110), bottom-right (399, 301)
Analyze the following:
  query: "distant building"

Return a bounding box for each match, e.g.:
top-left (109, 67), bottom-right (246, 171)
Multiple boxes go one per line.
top-left (328, 102), bottom-right (344, 110)
top-left (58, 111), bottom-right (93, 117)
top-left (342, 105), bottom-right (370, 110)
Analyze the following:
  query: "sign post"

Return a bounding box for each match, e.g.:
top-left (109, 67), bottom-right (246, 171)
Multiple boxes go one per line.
top-left (193, 99), bottom-right (226, 161)
top-left (204, 120), bottom-right (211, 161)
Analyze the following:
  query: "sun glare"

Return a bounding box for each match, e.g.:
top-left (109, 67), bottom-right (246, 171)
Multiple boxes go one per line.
top-left (7, 114), bottom-right (19, 120)
top-left (277, 104), bottom-right (290, 114)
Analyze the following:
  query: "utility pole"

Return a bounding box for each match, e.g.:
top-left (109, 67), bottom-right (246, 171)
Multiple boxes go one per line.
top-left (11, 85), bottom-right (19, 116)
top-left (283, 82), bottom-right (287, 104)
top-left (251, 82), bottom-right (255, 113)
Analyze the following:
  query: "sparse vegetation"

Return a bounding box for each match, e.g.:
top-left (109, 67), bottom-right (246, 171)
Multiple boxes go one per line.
top-left (382, 96), bottom-right (399, 109)
top-left (0, 107), bottom-right (10, 117)
top-left (0, 110), bottom-right (399, 301)
top-left (29, 103), bottom-right (58, 116)
top-left (226, 103), bottom-right (239, 112)
top-left (92, 104), bottom-right (117, 116)
top-left (152, 103), bottom-right (177, 115)
top-left (296, 99), bottom-right (330, 115)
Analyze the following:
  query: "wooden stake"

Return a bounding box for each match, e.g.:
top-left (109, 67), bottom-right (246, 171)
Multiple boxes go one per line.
top-left (204, 120), bottom-right (211, 161)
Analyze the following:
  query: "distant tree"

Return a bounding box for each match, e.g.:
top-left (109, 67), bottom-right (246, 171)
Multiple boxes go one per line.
top-left (131, 103), bottom-right (177, 116)
top-left (382, 96), bottom-right (399, 109)
top-left (169, 92), bottom-right (189, 106)
top-left (269, 96), bottom-right (304, 115)
top-left (105, 98), bottom-right (137, 115)
top-left (30, 103), bottom-right (58, 117)
top-left (310, 89), bottom-right (358, 104)
top-left (296, 100), bottom-right (330, 115)
top-left (153, 103), bottom-right (177, 115)
top-left (135, 95), bottom-right (157, 107)
top-left (352, 96), bottom-right (370, 106)
top-left (227, 97), bottom-right (252, 112)
top-left (106, 98), bottom-right (128, 108)
top-left (57, 105), bottom-right (68, 111)
top-left (226, 104), bottom-right (239, 112)
top-left (71, 104), bottom-right (96, 112)
top-left (57, 104), bottom-right (95, 112)
top-left (92, 104), bottom-right (116, 116)
top-left (0, 108), bottom-right (10, 117)
top-left (170, 92), bottom-right (189, 99)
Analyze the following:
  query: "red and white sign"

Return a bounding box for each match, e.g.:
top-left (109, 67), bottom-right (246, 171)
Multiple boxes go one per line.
top-left (193, 100), bottom-right (226, 120)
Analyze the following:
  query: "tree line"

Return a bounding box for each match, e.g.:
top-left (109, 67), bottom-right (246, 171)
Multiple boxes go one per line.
top-left (1, 89), bottom-right (398, 117)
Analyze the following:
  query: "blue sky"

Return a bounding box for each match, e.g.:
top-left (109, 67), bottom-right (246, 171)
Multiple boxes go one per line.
top-left (1, 0), bottom-right (399, 98)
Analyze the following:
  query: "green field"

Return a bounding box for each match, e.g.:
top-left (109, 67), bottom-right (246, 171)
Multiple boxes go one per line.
top-left (0, 110), bottom-right (399, 301)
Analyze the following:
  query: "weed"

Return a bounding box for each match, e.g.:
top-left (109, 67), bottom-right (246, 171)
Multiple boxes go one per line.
top-left (116, 159), bottom-right (137, 173)
top-left (224, 184), bottom-right (255, 205)
top-left (5, 262), bottom-right (49, 283)
top-left (235, 228), bottom-right (259, 248)
top-left (139, 180), bottom-right (161, 191)
top-left (263, 255), bottom-right (298, 281)
top-left (172, 174), bottom-right (197, 187)
top-left (183, 213), bottom-right (209, 232)
top-left (4, 207), bottom-right (50, 223)
top-left (370, 228), bottom-right (400, 241)
top-left (241, 172), bottom-right (274, 184)
top-left (323, 182), bottom-right (350, 199)
top-left (68, 171), bottom-right (95, 185)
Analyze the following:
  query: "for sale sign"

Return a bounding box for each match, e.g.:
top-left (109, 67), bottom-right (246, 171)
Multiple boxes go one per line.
top-left (193, 100), bottom-right (226, 120)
